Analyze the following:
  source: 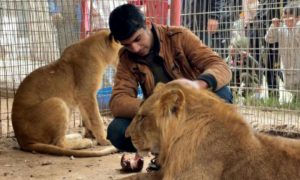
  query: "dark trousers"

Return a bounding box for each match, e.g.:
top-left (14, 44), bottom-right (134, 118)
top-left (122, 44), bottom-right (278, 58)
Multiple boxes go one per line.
top-left (107, 85), bottom-right (233, 152)
top-left (266, 43), bottom-right (281, 97)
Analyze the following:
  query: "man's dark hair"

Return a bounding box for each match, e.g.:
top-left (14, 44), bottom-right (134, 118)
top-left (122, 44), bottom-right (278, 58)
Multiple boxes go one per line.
top-left (109, 4), bottom-right (146, 41)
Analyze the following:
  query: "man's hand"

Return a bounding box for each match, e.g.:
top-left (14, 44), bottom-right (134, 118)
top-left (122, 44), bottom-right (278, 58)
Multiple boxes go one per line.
top-left (207, 19), bottom-right (219, 34)
top-left (168, 79), bottom-right (208, 90)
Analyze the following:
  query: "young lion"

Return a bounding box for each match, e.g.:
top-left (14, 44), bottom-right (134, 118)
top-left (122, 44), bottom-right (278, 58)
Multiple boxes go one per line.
top-left (124, 82), bottom-right (300, 180)
top-left (12, 30), bottom-right (121, 157)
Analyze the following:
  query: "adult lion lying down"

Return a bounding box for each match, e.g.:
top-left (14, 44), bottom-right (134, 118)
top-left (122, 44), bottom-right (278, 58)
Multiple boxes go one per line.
top-left (124, 82), bottom-right (300, 180)
top-left (12, 30), bottom-right (121, 157)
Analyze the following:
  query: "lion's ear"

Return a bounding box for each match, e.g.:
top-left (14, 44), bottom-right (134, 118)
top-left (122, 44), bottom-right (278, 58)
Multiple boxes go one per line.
top-left (160, 88), bottom-right (185, 117)
top-left (108, 32), bottom-right (114, 42)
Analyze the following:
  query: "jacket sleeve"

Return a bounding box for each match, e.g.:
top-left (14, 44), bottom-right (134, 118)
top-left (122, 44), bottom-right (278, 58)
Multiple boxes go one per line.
top-left (109, 56), bottom-right (142, 118)
top-left (265, 24), bottom-right (279, 44)
top-left (180, 28), bottom-right (232, 90)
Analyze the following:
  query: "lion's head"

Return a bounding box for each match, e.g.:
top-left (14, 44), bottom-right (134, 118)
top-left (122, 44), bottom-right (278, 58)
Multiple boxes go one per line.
top-left (125, 82), bottom-right (300, 180)
top-left (125, 82), bottom-right (227, 157)
top-left (76, 29), bottom-right (122, 67)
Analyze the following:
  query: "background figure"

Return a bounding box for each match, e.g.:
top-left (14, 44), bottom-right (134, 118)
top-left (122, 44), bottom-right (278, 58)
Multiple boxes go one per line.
top-left (259, 0), bottom-right (287, 98)
top-left (265, 1), bottom-right (300, 101)
top-left (91, 0), bottom-right (127, 30)
top-left (181, 0), bottom-right (242, 58)
top-left (246, 0), bottom-right (288, 98)
top-left (48, 0), bottom-right (81, 55)
top-left (226, 36), bottom-right (260, 97)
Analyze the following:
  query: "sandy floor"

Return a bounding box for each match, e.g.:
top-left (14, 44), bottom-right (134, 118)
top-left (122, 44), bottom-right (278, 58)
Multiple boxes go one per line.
top-left (0, 138), bottom-right (152, 180)
top-left (0, 98), bottom-right (150, 180)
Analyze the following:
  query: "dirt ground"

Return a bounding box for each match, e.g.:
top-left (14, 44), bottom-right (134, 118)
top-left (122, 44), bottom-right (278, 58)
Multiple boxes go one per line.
top-left (0, 137), bottom-right (152, 180)
top-left (0, 98), bottom-right (150, 180)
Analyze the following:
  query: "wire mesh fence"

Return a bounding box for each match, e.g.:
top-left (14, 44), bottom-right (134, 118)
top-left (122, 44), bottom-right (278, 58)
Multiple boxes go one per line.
top-left (0, 0), bottom-right (169, 137)
top-left (0, 0), bottom-right (299, 138)
top-left (181, 0), bottom-right (300, 136)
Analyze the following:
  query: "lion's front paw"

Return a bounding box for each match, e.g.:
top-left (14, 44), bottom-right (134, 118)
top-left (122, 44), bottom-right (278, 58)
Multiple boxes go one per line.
top-left (98, 138), bottom-right (111, 146)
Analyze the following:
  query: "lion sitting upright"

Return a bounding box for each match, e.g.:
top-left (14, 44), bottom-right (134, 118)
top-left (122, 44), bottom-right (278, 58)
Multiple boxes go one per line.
top-left (12, 30), bottom-right (121, 157)
top-left (124, 82), bottom-right (300, 180)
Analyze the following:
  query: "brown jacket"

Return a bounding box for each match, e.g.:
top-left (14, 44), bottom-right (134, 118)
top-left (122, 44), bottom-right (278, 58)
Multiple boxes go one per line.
top-left (110, 24), bottom-right (231, 118)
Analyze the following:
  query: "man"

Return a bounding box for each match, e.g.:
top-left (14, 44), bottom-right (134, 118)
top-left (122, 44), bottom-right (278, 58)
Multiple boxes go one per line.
top-left (107, 4), bottom-right (232, 171)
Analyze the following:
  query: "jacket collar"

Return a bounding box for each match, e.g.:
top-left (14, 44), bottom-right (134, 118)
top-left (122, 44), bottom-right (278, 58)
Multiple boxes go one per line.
top-left (155, 24), bottom-right (183, 59)
top-left (120, 24), bottom-right (184, 63)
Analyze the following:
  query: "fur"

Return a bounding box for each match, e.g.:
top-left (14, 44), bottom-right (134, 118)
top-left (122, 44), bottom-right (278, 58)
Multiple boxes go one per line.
top-left (12, 30), bottom-right (121, 157)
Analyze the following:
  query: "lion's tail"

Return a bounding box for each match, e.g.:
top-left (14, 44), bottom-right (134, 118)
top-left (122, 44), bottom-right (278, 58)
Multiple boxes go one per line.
top-left (25, 143), bottom-right (118, 157)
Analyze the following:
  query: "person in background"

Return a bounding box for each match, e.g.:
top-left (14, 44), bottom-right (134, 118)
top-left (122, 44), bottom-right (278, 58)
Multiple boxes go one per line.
top-left (107, 4), bottom-right (233, 172)
top-left (225, 36), bottom-right (260, 97)
top-left (48, 0), bottom-right (81, 54)
top-left (247, 0), bottom-right (288, 98)
top-left (265, 1), bottom-right (300, 101)
top-left (91, 0), bottom-right (127, 30)
top-left (181, 0), bottom-right (243, 58)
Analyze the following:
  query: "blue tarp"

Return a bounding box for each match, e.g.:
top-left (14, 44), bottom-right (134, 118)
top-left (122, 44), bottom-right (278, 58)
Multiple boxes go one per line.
top-left (97, 87), bottom-right (143, 110)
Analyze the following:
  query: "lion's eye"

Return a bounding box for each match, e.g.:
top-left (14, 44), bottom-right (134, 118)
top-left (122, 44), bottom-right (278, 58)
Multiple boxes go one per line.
top-left (139, 115), bottom-right (145, 121)
top-left (137, 115), bottom-right (145, 129)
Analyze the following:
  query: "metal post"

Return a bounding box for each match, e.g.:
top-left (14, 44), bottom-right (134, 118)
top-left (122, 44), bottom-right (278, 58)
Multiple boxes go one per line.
top-left (170, 0), bottom-right (181, 26)
top-left (80, 0), bottom-right (88, 39)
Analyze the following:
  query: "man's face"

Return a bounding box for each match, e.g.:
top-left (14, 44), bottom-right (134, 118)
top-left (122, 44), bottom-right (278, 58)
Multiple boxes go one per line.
top-left (120, 27), bottom-right (153, 57)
